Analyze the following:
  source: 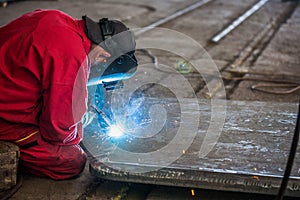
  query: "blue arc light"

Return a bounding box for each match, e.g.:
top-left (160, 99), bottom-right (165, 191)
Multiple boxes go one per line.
top-left (108, 124), bottom-right (124, 138)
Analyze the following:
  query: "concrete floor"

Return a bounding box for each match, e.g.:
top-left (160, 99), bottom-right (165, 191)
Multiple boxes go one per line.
top-left (0, 0), bottom-right (299, 199)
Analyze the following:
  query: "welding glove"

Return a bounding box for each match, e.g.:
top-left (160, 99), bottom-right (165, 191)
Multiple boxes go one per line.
top-left (82, 111), bottom-right (96, 128)
top-left (87, 84), bottom-right (112, 130)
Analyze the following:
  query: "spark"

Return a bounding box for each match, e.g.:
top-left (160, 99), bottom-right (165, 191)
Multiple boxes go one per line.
top-left (191, 189), bottom-right (195, 196)
top-left (108, 124), bottom-right (124, 138)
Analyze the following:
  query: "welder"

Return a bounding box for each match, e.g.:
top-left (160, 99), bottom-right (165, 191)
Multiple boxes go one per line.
top-left (0, 9), bottom-right (137, 180)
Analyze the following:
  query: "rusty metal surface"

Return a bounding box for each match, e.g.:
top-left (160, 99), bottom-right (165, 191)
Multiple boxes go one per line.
top-left (83, 98), bottom-right (299, 197)
top-left (0, 141), bottom-right (19, 191)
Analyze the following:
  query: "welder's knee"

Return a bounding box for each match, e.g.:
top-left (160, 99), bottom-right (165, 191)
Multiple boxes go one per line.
top-left (20, 144), bottom-right (87, 180)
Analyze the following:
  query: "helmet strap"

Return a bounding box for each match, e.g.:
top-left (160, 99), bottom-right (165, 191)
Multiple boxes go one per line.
top-left (82, 16), bottom-right (113, 44)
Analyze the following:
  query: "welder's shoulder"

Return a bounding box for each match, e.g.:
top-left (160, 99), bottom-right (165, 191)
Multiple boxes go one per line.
top-left (36, 9), bottom-right (75, 23)
top-left (35, 9), bottom-right (77, 31)
top-left (33, 10), bottom-right (83, 49)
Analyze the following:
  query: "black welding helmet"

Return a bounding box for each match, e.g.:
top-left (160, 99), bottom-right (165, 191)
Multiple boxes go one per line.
top-left (83, 16), bottom-right (138, 86)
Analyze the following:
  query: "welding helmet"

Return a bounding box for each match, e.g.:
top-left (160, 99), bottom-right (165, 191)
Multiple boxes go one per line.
top-left (83, 16), bottom-right (138, 87)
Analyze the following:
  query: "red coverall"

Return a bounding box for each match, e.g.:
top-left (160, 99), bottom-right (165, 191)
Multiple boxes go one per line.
top-left (0, 9), bottom-right (92, 180)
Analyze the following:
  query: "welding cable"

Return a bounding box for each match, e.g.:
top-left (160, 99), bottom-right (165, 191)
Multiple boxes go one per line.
top-left (139, 49), bottom-right (181, 74)
top-left (139, 49), bottom-right (159, 68)
top-left (140, 48), bottom-right (300, 95)
top-left (275, 96), bottom-right (300, 200)
top-left (139, 49), bottom-right (201, 76)
top-left (222, 75), bottom-right (300, 95)
top-left (251, 83), bottom-right (300, 95)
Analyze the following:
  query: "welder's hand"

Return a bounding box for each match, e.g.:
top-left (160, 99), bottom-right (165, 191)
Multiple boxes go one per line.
top-left (82, 111), bottom-right (96, 128)
top-left (89, 44), bottom-right (111, 65)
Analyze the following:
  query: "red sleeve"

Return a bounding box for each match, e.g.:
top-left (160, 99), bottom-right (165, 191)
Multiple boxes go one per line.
top-left (40, 81), bottom-right (87, 145)
top-left (34, 15), bottom-right (90, 145)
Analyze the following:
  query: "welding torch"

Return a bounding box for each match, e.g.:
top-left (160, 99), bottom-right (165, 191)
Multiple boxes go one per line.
top-left (91, 105), bottom-right (113, 128)
top-left (91, 104), bottom-right (128, 137)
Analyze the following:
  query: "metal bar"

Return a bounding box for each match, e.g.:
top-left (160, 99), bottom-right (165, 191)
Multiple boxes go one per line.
top-left (135, 0), bottom-right (212, 36)
top-left (211, 0), bottom-right (269, 43)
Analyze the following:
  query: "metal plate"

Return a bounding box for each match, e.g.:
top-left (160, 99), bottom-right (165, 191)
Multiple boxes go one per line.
top-left (83, 98), bottom-right (299, 197)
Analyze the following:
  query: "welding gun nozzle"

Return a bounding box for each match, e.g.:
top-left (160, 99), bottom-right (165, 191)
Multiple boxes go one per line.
top-left (91, 105), bottom-right (112, 127)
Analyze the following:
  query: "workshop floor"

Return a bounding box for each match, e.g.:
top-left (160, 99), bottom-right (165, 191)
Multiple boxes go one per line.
top-left (0, 0), bottom-right (299, 199)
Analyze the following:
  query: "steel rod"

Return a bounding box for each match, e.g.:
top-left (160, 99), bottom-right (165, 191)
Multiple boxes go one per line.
top-left (135, 0), bottom-right (212, 36)
top-left (211, 0), bottom-right (269, 43)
